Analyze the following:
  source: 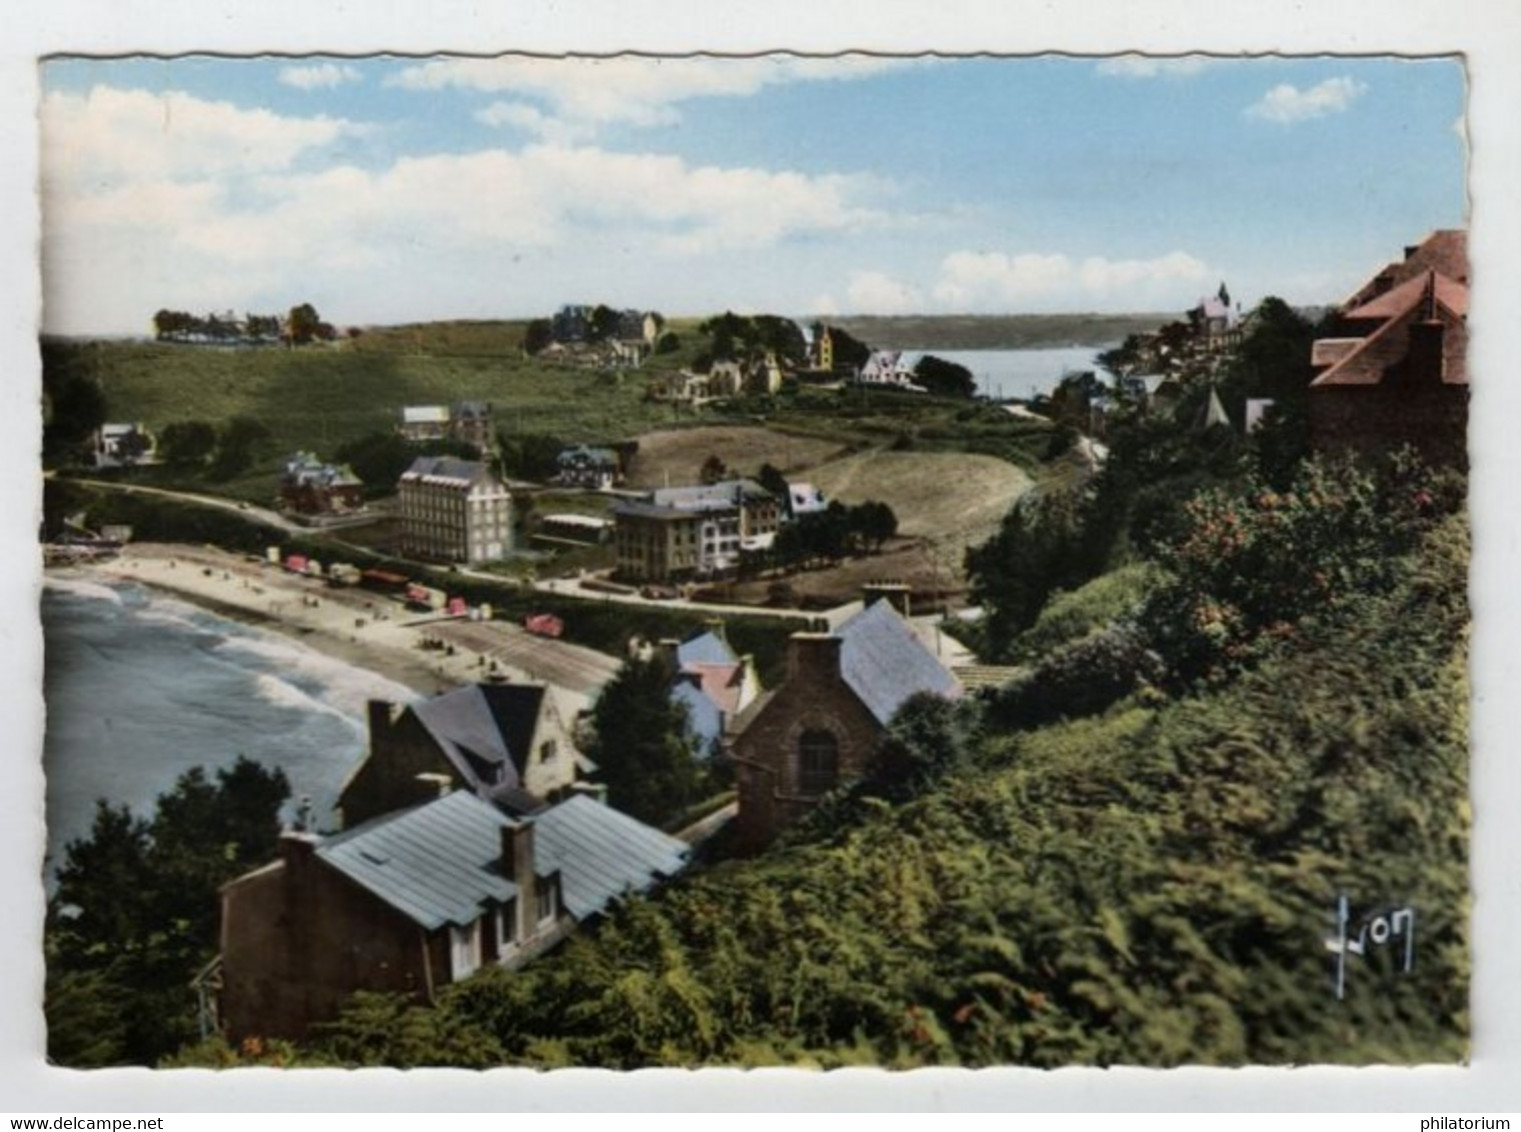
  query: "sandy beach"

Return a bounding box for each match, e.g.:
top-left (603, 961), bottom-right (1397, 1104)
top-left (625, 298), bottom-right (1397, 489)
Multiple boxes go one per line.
top-left (58, 543), bottom-right (618, 710)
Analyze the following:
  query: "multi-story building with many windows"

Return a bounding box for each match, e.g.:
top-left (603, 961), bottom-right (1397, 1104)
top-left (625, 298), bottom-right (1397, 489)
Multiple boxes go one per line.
top-left (396, 456), bottom-right (512, 565)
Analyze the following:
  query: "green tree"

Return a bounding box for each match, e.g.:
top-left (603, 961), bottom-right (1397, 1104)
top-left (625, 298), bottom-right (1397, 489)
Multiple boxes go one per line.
top-left (699, 454), bottom-right (729, 486)
top-left (286, 302), bottom-right (322, 346)
top-left (210, 415), bottom-right (274, 480)
top-left (41, 341), bottom-right (108, 464)
top-left (522, 318), bottom-right (554, 355)
top-left (913, 355), bottom-right (976, 399)
top-left (584, 657), bottom-right (705, 827)
top-left (964, 487), bottom-right (1089, 660)
top-left (852, 500), bottom-right (899, 554)
top-left (46, 757), bottom-right (291, 1066)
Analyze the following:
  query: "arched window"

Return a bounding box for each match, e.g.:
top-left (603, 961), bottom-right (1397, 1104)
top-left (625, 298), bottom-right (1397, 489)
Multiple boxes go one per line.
top-left (798, 729), bottom-right (840, 795)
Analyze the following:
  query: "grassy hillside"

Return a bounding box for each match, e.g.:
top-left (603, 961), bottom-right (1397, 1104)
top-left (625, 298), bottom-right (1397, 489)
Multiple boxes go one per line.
top-left (805, 449), bottom-right (1033, 560)
top-left (68, 338), bottom-right (691, 458)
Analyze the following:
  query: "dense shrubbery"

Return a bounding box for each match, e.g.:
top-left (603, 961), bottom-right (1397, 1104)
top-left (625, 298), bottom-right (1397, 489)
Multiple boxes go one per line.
top-left (1138, 453), bottom-right (1463, 688)
top-left (47, 759), bottom-right (290, 1066)
top-left (985, 623), bottom-right (1163, 730)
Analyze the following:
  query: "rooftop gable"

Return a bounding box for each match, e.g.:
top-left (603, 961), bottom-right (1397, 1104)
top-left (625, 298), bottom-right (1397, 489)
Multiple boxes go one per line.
top-left (317, 790), bottom-right (689, 931)
top-left (410, 684), bottom-right (548, 790)
top-left (837, 599), bottom-right (961, 726)
top-left (676, 630), bottom-right (739, 669)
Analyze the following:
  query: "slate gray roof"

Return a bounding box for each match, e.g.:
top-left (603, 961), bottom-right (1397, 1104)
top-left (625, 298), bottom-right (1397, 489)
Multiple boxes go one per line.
top-left (317, 790), bottom-right (518, 931)
top-left (534, 795), bottom-right (690, 919)
top-left (610, 500), bottom-right (694, 522)
top-left (837, 599), bottom-right (961, 726)
top-left (650, 479), bottom-right (774, 512)
top-left (400, 455), bottom-right (497, 486)
top-left (677, 630), bottom-right (738, 668)
top-left (317, 790), bottom-right (689, 931)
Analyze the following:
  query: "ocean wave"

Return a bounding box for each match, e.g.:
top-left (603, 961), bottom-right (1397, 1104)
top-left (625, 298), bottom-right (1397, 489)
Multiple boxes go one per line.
top-left (218, 632), bottom-right (421, 717)
top-left (43, 576), bottom-right (125, 605)
top-left (251, 672), bottom-right (364, 732)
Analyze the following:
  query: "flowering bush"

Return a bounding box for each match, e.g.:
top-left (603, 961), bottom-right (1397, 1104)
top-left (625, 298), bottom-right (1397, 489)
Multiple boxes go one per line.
top-left (1139, 452), bottom-right (1460, 686)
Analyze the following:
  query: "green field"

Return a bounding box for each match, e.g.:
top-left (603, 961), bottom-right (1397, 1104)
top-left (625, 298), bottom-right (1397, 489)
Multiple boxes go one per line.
top-left (48, 320), bottom-right (1059, 505)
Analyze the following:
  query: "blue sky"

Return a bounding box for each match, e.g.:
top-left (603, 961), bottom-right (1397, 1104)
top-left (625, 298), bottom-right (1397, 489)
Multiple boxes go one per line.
top-left (39, 53), bottom-right (1468, 335)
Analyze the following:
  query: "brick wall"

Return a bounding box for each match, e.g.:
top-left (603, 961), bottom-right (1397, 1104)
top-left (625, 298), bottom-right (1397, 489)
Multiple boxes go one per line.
top-left (730, 634), bottom-right (883, 850)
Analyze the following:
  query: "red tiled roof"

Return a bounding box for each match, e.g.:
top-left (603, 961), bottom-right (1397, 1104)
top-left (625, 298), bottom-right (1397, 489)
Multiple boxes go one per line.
top-left (1344, 268), bottom-right (1469, 322)
top-left (1311, 338), bottom-right (1362, 368)
top-left (1343, 229), bottom-right (1468, 307)
top-left (684, 662), bottom-right (745, 716)
top-left (1311, 291), bottom-right (1466, 387)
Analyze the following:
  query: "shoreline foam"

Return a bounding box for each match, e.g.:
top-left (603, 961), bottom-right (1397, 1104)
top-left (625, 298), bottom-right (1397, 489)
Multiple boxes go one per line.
top-left (50, 543), bottom-right (509, 699)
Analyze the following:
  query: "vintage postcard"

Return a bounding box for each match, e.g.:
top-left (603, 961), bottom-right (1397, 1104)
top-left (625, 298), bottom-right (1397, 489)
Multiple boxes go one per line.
top-left (11, 1), bottom-right (1521, 1114)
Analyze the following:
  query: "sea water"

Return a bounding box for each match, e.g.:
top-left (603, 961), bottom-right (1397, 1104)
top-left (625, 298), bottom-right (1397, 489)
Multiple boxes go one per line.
top-left (40, 576), bottom-right (420, 879)
top-left (905, 345), bottom-right (1108, 401)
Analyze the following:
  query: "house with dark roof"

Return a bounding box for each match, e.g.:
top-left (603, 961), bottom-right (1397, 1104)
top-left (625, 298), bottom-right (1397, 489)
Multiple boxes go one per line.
top-left (339, 683), bottom-right (595, 828)
top-left (219, 789), bottom-right (688, 1040)
top-left (397, 456), bottom-right (512, 564)
top-left (555, 443), bottom-right (623, 490)
top-left (611, 479), bottom-right (781, 582)
top-left (278, 451), bottom-right (365, 516)
top-left (1308, 230), bottom-right (1469, 467)
top-left (661, 629), bottom-right (763, 759)
top-left (450, 401), bottom-right (494, 453)
top-left (726, 599), bottom-right (962, 849)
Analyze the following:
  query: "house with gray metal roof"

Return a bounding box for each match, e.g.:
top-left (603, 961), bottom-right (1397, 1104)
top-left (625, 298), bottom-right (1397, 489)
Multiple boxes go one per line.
top-left (339, 683), bottom-right (595, 828)
top-left (219, 788), bottom-right (689, 1041)
top-left (727, 598), bottom-right (961, 849)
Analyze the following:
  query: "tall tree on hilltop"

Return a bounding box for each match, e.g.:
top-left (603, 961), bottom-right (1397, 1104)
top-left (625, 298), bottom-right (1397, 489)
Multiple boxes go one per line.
top-left (286, 302), bottom-right (322, 346)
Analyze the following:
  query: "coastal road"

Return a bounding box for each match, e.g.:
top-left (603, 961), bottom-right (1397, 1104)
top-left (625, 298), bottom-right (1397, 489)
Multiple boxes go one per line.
top-left (531, 575), bottom-right (838, 625)
top-left (423, 617), bottom-right (622, 699)
top-left (66, 477), bottom-right (304, 533)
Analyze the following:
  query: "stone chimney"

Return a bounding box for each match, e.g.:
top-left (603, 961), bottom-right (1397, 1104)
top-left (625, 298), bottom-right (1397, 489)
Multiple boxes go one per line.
top-left (1406, 319), bottom-right (1447, 385)
top-left (278, 830), bottom-right (319, 870)
top-left (656, 638), bottom-right (682, 675)
top-left (501, 819), bottom-right (537, 944)
top-left (415, 773), bottom-right (452, 798)
top-left (788, 631), bottom-right (842, 685)
top-left (366, 699), bottom-right (404, 741)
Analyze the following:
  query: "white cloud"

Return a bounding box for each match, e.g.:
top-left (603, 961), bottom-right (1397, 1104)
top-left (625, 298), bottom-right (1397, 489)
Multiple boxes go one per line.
top-left (1095, 55), bottom-right (1213, 79)
top-left (390, 55), bottom-right (907, 137)
top-left (474, 100), bottom-right (595, 145)
top-left (41, 85), bottom-right (896, 334)
top-left (279, 63), bottom-right (363, 90)
top-left (932, 249), bottom-right (1211, 311)
top-left (41, 86), bottom-right (359, 190)
top-left (811, 293), bottom-right (841, 318)
top-left (1246, 77), bottom-right (1367, 123)
top-left (844, 271), bottom-right (922, 315)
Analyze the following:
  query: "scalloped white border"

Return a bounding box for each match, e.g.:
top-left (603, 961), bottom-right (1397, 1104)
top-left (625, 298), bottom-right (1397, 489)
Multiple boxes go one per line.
top-left (5, 1), bottom-right (1516, 1112)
